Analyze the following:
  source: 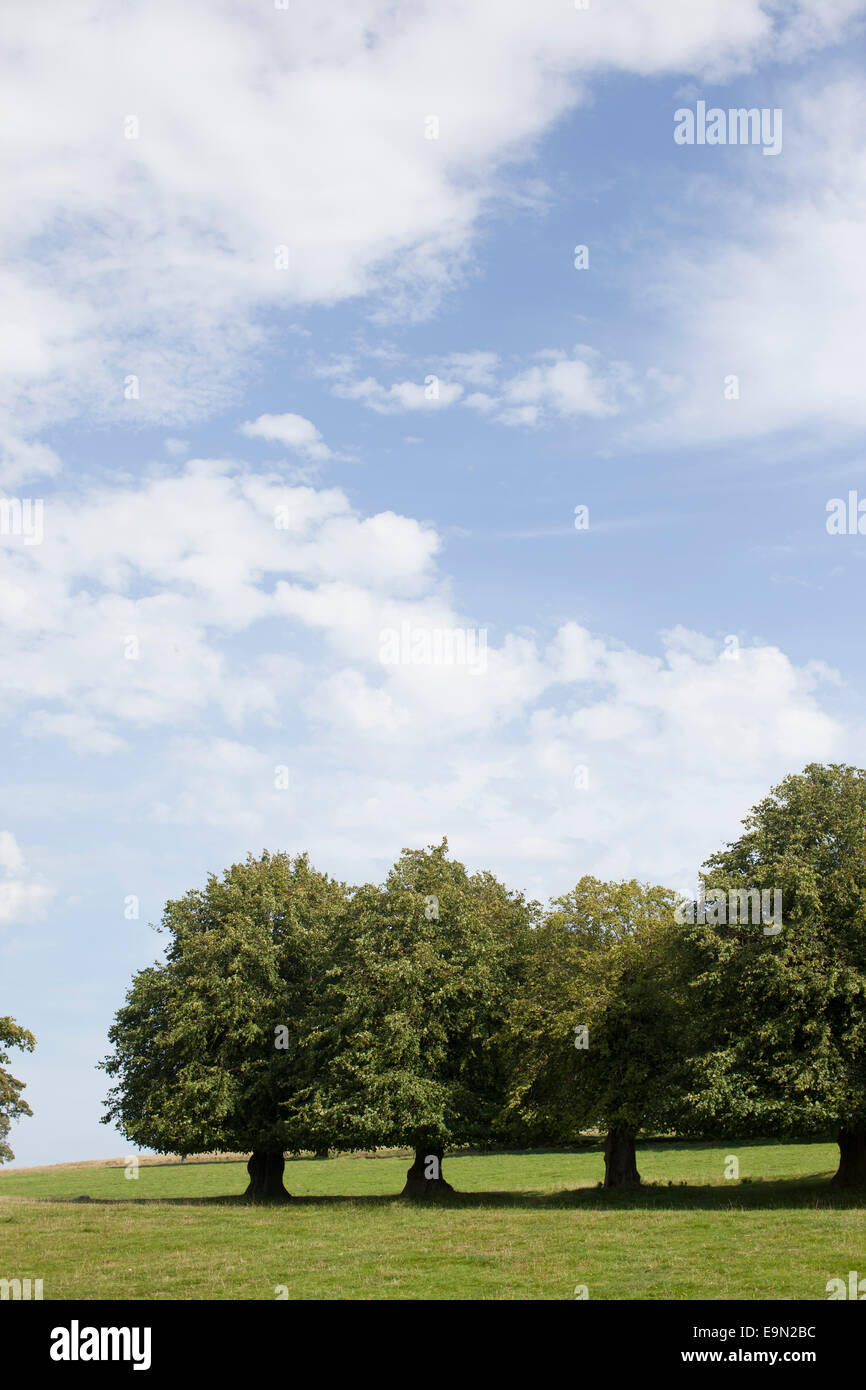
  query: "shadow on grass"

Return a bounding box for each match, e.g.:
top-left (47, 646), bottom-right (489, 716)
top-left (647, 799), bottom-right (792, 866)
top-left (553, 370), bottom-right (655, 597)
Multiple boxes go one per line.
top-left (6, 1175), bottom-right (865, 1212)
top-left (4, 1142), bottom-right (858, 1211)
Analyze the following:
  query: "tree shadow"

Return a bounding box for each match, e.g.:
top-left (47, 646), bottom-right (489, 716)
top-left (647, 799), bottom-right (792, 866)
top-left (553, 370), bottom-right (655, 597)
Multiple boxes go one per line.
top-left (5, 1141), bottom-right (858, 1211)
top-left (10, 1173), bottom-right (864, 1212)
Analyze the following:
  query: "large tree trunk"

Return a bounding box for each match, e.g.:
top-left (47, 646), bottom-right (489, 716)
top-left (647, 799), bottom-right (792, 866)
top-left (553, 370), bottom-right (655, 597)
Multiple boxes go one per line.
top-left (244, 1150), bottom-right (290, 1201)
top-left (401, 1146), bottom-right (455, 1197)
top-left (603, 1129), bottom-right (641, 1188)
top-left (833, 1130), bottom-right (866, 1187)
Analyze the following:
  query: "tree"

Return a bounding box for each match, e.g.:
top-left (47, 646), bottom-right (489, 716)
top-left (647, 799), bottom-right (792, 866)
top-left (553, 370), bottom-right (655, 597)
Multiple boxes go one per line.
top-left (0, 1016), bottom-right (36, 1164)
top-left (504, 877), bottom-right (684, 1188)
top-left (678, 763), bottom-right (866, 1187)
top-left (101, 851), bottom-right (347, 1199)
top-left (289, 839), bottom-right (535, 1196)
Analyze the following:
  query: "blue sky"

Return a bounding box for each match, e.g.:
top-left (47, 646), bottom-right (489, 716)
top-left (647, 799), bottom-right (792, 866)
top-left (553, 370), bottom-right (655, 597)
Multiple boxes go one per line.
top-left (3, 0), bottom-right (866, 1165)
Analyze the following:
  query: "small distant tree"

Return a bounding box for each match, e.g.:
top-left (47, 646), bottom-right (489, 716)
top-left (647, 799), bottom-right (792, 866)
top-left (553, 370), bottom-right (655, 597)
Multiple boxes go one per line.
top-left (291, 839), bottom-right (536, 1195)
top-left (0, 1016), bottom-right (36, 1164)
top-left (679, 764), bottom-right (866, 1187)
top-left (101, 851), bottom-right (347, 1199)
top-left (504, 877), bottom-right (684, 1187)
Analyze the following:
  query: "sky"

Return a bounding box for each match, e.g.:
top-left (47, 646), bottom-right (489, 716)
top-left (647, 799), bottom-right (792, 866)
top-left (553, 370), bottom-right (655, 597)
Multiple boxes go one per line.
top-left (3, 0), bottom-right (866, 1166)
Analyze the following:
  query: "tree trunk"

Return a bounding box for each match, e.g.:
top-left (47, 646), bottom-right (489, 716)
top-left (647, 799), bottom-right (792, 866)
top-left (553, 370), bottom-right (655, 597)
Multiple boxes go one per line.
top-left (244, 1149), bottom-right (290, 1200)
top-left (603, 1129), bottom-right (641, 1188)
top-left (401, 1146), bottom-right (454, 1197)
top-left (833, 1130), bottom-right (866, 1187)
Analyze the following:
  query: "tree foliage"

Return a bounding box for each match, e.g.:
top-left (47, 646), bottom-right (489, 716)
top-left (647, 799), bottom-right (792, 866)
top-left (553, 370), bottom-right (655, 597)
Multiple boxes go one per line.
top-left (288, 839), bottom-right (536, 1183)
top-left (98, 768), bottom-right (866, 1196)
top-left (679, 764), bottom-right (866, 1182)
top-left (503, 877), bottom-right (684, 1183)
top-left (0, 1016), bottom-right (36, 1164)
top-left (101, 851), bottom-right (347, 1162)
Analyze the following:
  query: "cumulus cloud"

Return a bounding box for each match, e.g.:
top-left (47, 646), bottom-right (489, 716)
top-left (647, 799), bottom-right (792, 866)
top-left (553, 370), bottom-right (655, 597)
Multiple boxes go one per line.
top-left (0, 832), bottom-right (53, 925)
top-left (0, 456), bottom-right (851, 894)
top-left (240, 413), bottom-right (333, 460)
top-left (332, 376), bottom-right (464, 413)
top-left (628, 73), bottom-right (866, 447)
top-left (0, 462), bottom-right (442, 746)
top-left (328, 346), bottom-right (633, 425)
top-left (493, 348), bottom-right (628, 425)
top-left (1, 0), bottom-right (861, 463)
top-left (1, 1), bottom-right (864, 904)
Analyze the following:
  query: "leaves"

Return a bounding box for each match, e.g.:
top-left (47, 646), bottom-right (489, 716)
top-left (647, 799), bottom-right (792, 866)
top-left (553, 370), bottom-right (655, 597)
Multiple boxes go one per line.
top-left (100, 851), bottom-right (348, 1155)
top-left (286, 840), bottom-right (536, 1152)
top-left (0, 1016), bottom-right (36, 1164)
top-left (503, 877), bottom-right (685, 1144)
top-left (680, 764), bottom-right (866, 1137)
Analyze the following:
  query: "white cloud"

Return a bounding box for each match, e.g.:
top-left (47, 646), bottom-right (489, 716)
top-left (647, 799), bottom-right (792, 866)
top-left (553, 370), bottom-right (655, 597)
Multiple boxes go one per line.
top-left (140, 605), bottom-right (846, 896)
top-left (2, 5), bottom-right (866, 907)
top-left (630, 73), bottom-right (866, 446)
top-left (0, 463), bottom-right (441, 747)
top-left (457, 346), bottom-right (633, 425)
top-left (0, 832), bottom-right (53, 925)
top-left (332, 376), bottom-right (464, 413)
top-left (440, 351), bottom-right (500, 387)
top-left (0, 434), bottom-right (61, 490)
top-left (240, 413), bottom-right (333, 460)
top-left (1, 0), bottom-right (860, 461)
top-left (0, 832), bottom-right (25, 876)
top-left (22, 712), bottom-right (128, 756)
top-left (0, 454), bottom-right (849, 896)
top-left (499, 349), bottom-right (625, 421)
top-left (331, 346), bottom-right (630, 424)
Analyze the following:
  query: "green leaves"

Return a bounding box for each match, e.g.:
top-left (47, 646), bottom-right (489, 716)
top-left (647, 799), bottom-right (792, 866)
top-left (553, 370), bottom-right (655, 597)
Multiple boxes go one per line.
top-left (0, 1015), bottom-right (36, 1164)
top-left (98, 772), bottom-right (866, 1178)
top-left (102, 840), bottom-right (533, 1160)
top-left (287, 839), bottom-right (536, 1154)
top-left (100, 851), bottom-right (348, 1156)
top-left (680, 764), bottom-right (866, 1139)
top-left (504, 877), bottom-right (685, 1145)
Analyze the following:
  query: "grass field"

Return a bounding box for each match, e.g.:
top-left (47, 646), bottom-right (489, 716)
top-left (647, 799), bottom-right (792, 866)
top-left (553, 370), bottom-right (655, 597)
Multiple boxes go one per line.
top-left (1, 1140), bottom-right (864, 1300)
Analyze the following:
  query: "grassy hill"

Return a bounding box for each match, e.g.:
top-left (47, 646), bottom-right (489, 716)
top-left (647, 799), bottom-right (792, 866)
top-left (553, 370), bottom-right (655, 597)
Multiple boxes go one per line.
top-left (1, 1140), bottom-right (863, 1300)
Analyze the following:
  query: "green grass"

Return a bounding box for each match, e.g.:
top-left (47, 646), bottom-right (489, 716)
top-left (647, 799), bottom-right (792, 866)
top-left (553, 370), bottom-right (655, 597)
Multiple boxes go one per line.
top-left (1, 1141), bottom-right (864, 1300)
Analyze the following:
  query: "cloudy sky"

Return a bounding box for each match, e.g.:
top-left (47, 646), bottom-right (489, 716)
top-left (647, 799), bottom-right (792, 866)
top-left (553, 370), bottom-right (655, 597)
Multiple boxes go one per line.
top-left (3, 0), bottom-right (866, 1165)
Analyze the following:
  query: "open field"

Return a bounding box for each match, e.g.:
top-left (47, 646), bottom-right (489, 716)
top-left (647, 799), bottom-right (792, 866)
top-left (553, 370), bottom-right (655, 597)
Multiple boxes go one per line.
top-left (1, 1141), bottom-right (864, 1300)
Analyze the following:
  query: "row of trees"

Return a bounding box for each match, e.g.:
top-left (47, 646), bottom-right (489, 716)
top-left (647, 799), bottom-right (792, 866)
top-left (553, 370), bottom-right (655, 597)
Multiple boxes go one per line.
top-left (92, 763), bottom-right (866, 1198)
top-left (5, 763), bottom-right (862, 1191)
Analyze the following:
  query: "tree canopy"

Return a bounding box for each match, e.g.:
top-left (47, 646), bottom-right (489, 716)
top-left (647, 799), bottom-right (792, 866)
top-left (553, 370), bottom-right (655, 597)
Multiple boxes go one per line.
top-left (99, 767), bottom-right (866, 1197)
top-left (504, 876), bottom-right (684, 1186)
top-left (0, 1015), bottom-right (36, 1164)
top-left (101, 850), bottom-right (347, 1197)
top-left (288, 839), bottom-right (536, 1193)
top-left (679, 763), bottom-right (866, 1184)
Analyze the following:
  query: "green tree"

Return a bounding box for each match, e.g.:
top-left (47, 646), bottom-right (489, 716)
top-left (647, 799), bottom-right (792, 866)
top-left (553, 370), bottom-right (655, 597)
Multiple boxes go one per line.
top-left (101, 851), bottom-right (347, 1199)
top-left (504, 877), bottom-right (684, 1187)
top-left (679, 763), bottom-right (866, 1186)
top-left (290, 839), bottom-right (535, 1195)
top-left (0, 1016), bottom-right (36, 1164)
